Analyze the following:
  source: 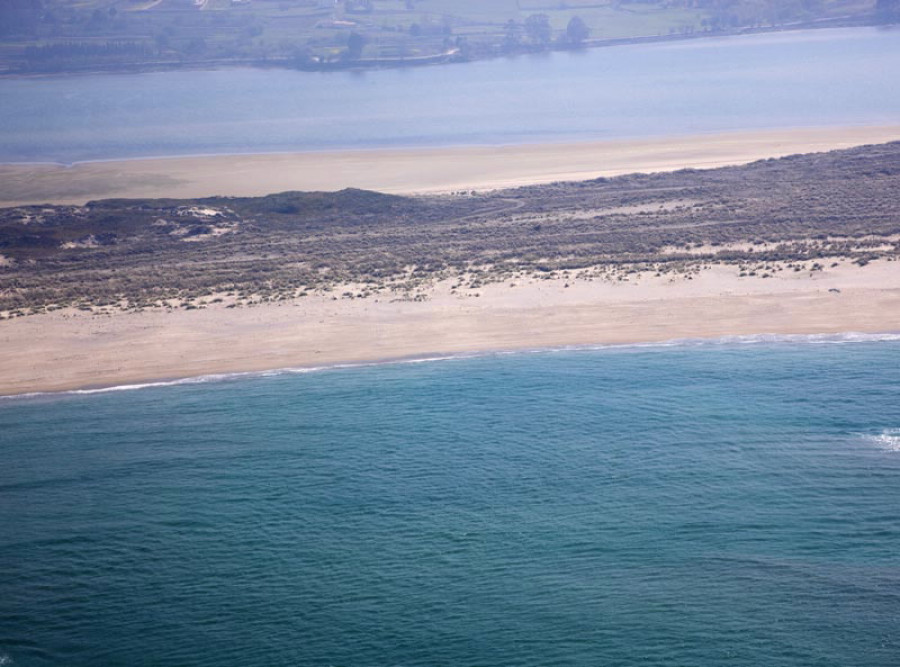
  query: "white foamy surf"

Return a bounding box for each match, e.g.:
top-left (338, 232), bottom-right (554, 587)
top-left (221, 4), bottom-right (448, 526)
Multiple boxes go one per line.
top-left (864, 429), bottom-right (900, 452)
top-left (1, 331), bottom-right (898, 401)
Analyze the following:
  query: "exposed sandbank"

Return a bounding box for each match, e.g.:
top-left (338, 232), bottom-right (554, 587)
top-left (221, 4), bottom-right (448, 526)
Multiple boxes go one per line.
top-left (2, 261), bottom-right (898, 396)
top-left (1, 125), bottom-right (899, 207)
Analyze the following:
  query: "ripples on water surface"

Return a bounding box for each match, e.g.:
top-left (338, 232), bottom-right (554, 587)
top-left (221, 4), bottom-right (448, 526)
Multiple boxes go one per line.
top-left (1, 340), bottom-right (899, 666)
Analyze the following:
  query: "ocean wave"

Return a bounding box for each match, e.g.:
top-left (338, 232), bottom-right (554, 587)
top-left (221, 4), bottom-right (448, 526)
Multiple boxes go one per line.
top-left (863, 429), bottom-right (900, 452)
top-left (2, 331), bottom-right (898, 402)
top-left (595, 332), bottom-right (900, 349)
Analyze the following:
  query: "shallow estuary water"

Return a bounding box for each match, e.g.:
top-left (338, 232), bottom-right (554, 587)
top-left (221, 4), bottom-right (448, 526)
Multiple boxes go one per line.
top-left (1, 26), bottom-right (899, 162)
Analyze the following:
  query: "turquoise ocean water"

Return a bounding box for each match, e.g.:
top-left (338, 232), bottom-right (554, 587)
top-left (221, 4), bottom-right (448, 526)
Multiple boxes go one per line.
top-left (2, 336), bottom-right (899, 666)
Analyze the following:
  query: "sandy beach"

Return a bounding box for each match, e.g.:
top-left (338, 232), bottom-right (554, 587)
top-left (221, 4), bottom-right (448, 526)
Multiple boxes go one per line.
top-left (1, 125), bottom-right (899, 207)
top-left (2, 260), bottom-right (899, 396)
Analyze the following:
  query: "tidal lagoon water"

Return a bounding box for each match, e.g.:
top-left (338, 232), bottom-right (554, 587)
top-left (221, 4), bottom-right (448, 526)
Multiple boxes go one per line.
top-left (1, 27), bottom-right (900, 163)
top-left (2, 338), bottom-right (899, 666)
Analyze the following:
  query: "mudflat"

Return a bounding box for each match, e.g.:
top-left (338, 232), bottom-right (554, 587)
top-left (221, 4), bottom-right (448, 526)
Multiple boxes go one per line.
top-left (2, 125), bottom-right (899, 207)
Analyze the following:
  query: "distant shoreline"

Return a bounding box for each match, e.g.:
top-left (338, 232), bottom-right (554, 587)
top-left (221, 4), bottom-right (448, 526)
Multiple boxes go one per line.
top-left (0, 16), bottom-right (883, 81)
top-left (2, 125), bottom-right (898, 207)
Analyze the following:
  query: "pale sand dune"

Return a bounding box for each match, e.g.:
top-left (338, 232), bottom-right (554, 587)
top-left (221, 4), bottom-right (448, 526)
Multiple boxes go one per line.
top-left (1, 125), bottom-right (899, 206)
top-left (1, 262), bottom-right (898, 396)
